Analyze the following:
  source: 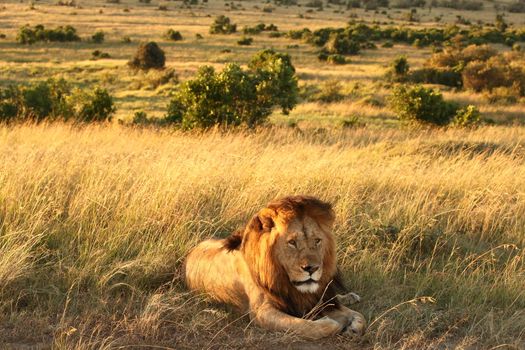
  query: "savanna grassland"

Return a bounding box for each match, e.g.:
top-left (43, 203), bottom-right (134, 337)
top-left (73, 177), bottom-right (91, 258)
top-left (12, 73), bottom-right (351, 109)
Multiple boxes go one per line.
top-left (1, 0), bottom-right (525, 348)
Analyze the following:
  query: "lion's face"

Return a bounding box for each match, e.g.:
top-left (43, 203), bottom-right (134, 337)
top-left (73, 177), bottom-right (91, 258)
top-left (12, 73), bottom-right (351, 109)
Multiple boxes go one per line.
top-left (274, 216), bottom-right (328, 293)
top-left (240, 196), bottom-right (338, 305)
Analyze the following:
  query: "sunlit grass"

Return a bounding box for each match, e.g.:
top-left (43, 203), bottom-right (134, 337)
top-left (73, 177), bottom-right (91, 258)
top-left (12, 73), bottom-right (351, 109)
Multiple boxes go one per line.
top-left (1, 123), bottom-right (524, 348)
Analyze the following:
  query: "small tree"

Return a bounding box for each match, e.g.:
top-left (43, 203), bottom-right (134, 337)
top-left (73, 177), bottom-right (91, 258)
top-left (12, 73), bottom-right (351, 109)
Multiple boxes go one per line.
top-left (91, 31), bottom-right (105, 43)
top-left (72, 87), bottom-right (115, 122)
top-left (165, 29), bottom-right (183, 41)
top-left (325, 33), bottom-right (360, 55)
top-left (128, 42), bottom-right (166, 70)
top-left (166, 50), bottom-right (298, 128)
top-left (387, 56), bottom-right (410, 82)
top-left (248, 49), bottom-right (298, 115)
top-left (209, 15), bottom-right (237, 34)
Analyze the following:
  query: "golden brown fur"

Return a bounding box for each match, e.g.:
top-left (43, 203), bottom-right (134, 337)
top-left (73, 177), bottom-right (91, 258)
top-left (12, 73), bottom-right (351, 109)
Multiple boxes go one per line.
top-left (185, 195), bottom-right (366, 339)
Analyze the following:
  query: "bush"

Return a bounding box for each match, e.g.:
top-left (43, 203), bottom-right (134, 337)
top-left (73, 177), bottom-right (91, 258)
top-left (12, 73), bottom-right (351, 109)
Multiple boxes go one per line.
top-left (325, 33), bottom-right (360, 55)
top-left (72, 87), bottom-right (115, 122)
top-left (17, 24), bottom-right (80, 44)
top-left (209, 15), bottom-right (237, 34)
top-left (165, 29), bottom-right (183, 41)
top-left (326, 54), bottom-right (347, 64)
top-left (436, 0), bottom-right (483, 10)
top-left (0, 87), bottom-right (19, 123)
top-left (165, 50), bottom-right (298, 128)
top-left (451, 105), bottom-right (480, 127)
top-left (91, 50), bottom-right (111, 59)
top-left (387, 56), bottom-right (409, 82)
top-left (91, 31), bottom-right (105, 43)
top-left (462, 56), bottom-right (525, 94)
top-left (128, 42), bottom-right (166, 70)
top-left (408, 67), bottom-right (463, 87)
top-left (243, 23), bottom-right (278, 35)
top-left (237, 37), bottom-right (253, 45)
top-left (390, 84), bottom-right (458, 126)
top-left (390, 0), bottom-right (425, 8)
top-left (0, 79), bottom-right (115, 123)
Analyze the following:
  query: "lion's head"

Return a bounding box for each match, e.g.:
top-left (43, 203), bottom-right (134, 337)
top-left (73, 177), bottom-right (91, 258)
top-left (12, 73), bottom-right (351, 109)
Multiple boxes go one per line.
top-left (225, 195), bottom-right (341, 316)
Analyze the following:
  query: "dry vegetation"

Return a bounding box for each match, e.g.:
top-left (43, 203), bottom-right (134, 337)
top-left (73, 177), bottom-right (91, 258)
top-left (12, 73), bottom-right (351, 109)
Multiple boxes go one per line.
top-left (1, 0), bottom-right (525, 348)
top-left (1, 124), bottom-right (525, 349)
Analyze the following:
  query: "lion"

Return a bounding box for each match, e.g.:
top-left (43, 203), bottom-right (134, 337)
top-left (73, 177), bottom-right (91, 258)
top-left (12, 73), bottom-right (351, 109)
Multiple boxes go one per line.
top-left (184, 195), bottom-right (366, 339)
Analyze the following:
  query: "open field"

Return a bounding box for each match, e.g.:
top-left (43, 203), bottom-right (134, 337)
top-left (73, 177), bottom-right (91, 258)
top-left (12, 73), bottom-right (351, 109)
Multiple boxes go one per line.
top-left (1, 123), bottom-right (525, 349)
top-left (1, 0), bottom-right (525, 348)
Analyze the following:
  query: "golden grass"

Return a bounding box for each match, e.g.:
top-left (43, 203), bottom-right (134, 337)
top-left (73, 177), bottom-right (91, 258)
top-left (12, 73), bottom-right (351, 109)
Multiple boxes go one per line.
top-left (1, 123), bottom-right (524, 348)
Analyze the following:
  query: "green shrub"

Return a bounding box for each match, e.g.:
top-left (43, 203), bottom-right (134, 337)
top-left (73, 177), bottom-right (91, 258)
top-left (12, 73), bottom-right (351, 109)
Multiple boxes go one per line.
top-left (91, 31), bottom-right (105, 43)
top-left (17, 24), bottom-right (80, 44)
top-left (390, 84), bottom-right (458, 126)
top-left (128, 42), bottom-right (166, 70)
top-left (390, 0), bottom-right (425, 8)
top-left (165, 29), bottom-right (183, 41)
top-left (408, 67), bottom-right (462, 87)
top-left (237, 37), bottom-right (253, 45)
top-left (165, 49), bottom-right (298, 129)
top-left (91, 50), bottom-right (111, 59)
top-left (248, 49), bottom-right (298, 115)
top-left (72, 87), bottom-right (115, 122)
top-left (242, 23), bottom-right (278, 35)
top-left (274, 0), bottom-right (297, 5)
top-left (0, 79), bottom-right (112, 123)
top-left (387, 56), bottom-right (409, 82)
top-left (18, 80), bottom-right (74, 122)
top-left (326, 54), bottom-right (347, 64)
top-left (0, 87), bottom-right (19, 123)
top-left (451, 105), bottom-right (480, 127)
top-left (325, 33), bottom-right (360, 55)
top-left (436, 0), bottom-right (483, 10)
top-left (209, 15), bottom-right (237, 34)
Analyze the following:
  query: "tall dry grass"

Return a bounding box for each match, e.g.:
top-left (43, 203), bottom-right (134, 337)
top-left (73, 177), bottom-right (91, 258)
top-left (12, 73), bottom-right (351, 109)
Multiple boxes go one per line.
top-left (1, 123), bottom-right (524, 349)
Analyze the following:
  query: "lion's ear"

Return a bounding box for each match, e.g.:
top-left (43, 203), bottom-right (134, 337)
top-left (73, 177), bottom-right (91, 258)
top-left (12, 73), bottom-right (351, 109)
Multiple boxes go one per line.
top-left (258, 208), bottom-right (276, 233)
top-left (246, 208), bottom-right (276, 234)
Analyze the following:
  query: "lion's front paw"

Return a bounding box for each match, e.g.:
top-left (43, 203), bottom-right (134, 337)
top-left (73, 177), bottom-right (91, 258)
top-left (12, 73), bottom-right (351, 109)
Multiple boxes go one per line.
top-left (342, 312), bottom-right (366, 337)
top-left (337, 292), bottom-right (361, 305)
top-left (312, 316), bottom-right (344, 337)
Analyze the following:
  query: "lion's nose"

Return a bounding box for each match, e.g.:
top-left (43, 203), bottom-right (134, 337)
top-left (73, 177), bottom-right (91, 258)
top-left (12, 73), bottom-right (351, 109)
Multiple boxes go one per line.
top-left (301, 264), bottom-right (319, 274)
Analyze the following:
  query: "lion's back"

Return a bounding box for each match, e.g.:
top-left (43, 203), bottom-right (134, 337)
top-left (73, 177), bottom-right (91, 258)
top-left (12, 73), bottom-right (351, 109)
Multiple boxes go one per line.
top-left (185, 239), bottom-right (250, 310)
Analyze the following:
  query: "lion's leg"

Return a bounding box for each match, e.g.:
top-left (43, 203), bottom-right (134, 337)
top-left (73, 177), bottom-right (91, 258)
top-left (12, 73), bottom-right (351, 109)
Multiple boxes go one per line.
top-left (252, 303), bottom-right (343, 340)
top-left (322, 305), bottom-right (366, 336)
top-left (337, 292), bottom-right (361, 305)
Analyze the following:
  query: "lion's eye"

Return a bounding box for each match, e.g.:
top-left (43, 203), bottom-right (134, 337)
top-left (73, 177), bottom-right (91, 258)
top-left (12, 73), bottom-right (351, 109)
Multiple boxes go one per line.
top-left (315, 238), bottom-right (322, 246)
top-left (288, 240), bottom-right (297, 248)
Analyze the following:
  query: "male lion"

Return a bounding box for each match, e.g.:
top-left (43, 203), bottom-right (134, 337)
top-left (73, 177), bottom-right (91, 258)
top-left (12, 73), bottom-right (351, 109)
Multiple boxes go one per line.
top-left (185, 195), bottom-right (366, 339)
